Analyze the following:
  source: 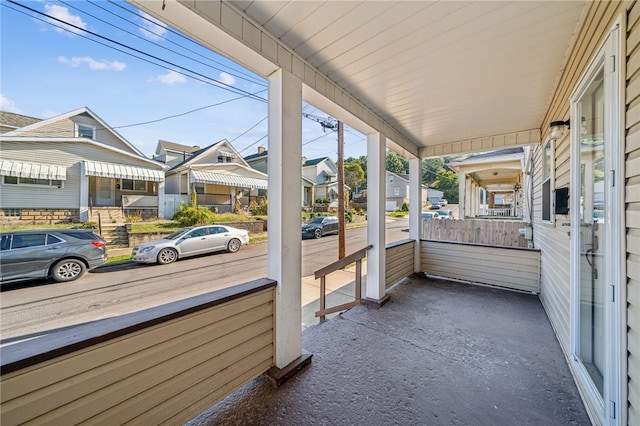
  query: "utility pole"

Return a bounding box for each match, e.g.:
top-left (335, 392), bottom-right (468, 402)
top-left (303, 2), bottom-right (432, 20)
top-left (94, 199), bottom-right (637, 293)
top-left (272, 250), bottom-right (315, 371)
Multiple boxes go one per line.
top-left (337, 120), bottom-right (346, 259)
top-left (302, 113), bottom-right (346, 259)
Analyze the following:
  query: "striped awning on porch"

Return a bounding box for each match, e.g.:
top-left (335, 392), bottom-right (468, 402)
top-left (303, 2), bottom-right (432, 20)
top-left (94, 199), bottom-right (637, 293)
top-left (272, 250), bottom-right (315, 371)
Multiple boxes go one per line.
top-left (0, 160), bottom-right (67, 180)
top-left (190, 170), bottom-right (268, 190)
top-left (84, 161), bottom-right (164, 182)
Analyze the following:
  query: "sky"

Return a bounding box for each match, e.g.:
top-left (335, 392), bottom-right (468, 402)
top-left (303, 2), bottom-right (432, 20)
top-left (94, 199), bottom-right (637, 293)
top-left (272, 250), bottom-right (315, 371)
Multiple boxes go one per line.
top-left (0, 0), bottom-right (368, 161)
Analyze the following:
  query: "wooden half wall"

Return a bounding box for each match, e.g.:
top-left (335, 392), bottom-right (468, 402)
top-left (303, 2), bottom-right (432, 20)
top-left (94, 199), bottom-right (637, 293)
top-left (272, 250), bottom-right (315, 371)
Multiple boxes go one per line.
top-left (420, 240), bottom-right (541, 294)
top-left (0, 279), bottom-right (276, 425)
top-left (385, 239), bottom-right (416, 289)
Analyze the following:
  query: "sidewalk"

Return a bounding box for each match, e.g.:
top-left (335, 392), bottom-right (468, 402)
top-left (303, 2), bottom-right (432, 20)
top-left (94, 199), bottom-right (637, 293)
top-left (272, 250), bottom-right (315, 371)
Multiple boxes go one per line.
top-left (105, 246), bottom-right (366, 330)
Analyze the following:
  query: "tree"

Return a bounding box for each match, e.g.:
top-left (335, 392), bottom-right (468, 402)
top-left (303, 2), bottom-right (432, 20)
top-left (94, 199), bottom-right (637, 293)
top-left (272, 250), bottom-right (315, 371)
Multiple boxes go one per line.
top-left (431, 169), bottom-right (459, 203)
top-left (345, 156), bottom-right (368, 189)
top-left (385, 151), bottom-right (407, 174)
top-left (422, 158), bottom-right (444, 186)
top-left (344, 162), bottom-right (365, 195)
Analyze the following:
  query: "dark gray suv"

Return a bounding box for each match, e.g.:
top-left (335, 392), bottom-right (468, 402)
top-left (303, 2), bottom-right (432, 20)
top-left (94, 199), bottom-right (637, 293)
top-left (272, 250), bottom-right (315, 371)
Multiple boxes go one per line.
top-left (0, 229), bottom-right (107, 285)
top-left (301, 216), bottom-right (339, 239)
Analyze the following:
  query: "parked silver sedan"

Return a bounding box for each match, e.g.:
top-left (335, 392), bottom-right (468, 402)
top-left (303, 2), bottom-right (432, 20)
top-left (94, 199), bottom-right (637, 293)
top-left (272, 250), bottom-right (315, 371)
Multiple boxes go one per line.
top-left (131, 225), bottom-right (249, 264)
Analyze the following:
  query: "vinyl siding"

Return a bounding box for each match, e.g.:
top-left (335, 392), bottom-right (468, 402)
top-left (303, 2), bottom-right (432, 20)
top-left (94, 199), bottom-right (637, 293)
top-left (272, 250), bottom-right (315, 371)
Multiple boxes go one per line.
top-left (0, 286), bottom-right (275, 425)
top-left (17, 114), bottom-right (138, 155)
top-left (627, 2), bottom-right (640, 423)
top-left (385, 240), bottom-right (414, 289)
top-left (534, 1), bottom-right (629, 423)
top-left (0, 141), bottom-right (159, 209)
top-left (420, 240), bottom-right (541, 293)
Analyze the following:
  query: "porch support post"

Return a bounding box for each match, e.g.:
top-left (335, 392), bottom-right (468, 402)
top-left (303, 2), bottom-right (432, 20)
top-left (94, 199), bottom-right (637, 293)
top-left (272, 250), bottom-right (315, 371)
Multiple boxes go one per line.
top-left (409, 157), bottom-right (422, 272)
top-left (79, 161), bottom-right (89, 222)
top-left (366, 132), bottom-right (387, 302)
top-left (157, 179), bottom-right (165, 219)
top-left (458, 172), bottom-right (466, 219)
top-left (266, 68), bottom-right (308, 375)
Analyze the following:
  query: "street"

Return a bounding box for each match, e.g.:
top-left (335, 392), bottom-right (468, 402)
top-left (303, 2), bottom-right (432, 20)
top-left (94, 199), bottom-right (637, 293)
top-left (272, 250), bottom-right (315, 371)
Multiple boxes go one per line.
top-left (0, 217), bottom-right (409, 343)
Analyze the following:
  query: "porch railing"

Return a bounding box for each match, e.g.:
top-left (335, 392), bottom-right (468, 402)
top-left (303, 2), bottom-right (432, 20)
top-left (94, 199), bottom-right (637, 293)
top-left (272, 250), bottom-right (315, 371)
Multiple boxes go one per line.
top-left (314, 245), bottom-right (372, 322)
top-left (0, 279), bottom-right (277, 425)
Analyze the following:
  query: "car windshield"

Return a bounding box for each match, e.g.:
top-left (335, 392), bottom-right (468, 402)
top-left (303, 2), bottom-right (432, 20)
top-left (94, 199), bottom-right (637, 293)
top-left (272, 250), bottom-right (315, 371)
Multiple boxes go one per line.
top-left (309, 217), bottom-right (325, 224)
top-left (165, 228), bottom-right (191, 240)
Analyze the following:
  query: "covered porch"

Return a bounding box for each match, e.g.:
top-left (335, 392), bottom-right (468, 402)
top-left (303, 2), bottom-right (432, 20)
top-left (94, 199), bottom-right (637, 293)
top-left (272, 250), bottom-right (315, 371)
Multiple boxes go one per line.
top-left (189, 275), bottom-right (589, 425)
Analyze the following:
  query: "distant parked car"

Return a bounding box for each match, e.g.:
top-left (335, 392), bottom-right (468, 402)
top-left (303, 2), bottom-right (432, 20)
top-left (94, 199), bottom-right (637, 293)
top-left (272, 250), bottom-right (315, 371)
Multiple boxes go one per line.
top-left (429, 202), bottom-right (441, 210)
top-left (421, 211), bottom-right (441, 219)
top-left (440, 199), bottom-right (448, 207)
top-left (436, 209), bottom-right (454, 219)
top-left (131, 225), bottom-right (249, 264)
top-left (0, 229), bottom-right (107, 284)
top-left (302, 216), bottom-right (339, 239)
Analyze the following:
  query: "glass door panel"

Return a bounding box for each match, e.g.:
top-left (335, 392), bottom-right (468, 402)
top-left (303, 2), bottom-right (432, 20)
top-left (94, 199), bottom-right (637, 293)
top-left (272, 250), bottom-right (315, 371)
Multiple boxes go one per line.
top-left (576, 67), bottom-right (605, 396)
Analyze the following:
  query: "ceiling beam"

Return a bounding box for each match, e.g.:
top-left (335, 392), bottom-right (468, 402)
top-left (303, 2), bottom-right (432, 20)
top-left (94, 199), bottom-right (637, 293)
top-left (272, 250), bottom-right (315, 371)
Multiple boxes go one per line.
top-left (419, 128), bottom-right (540, 159)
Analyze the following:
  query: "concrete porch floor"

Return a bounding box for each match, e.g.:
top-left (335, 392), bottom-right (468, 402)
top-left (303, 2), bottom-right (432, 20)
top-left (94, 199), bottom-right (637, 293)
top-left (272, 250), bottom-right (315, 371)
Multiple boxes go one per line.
top-left (189, 276), bottom-right (590, 425)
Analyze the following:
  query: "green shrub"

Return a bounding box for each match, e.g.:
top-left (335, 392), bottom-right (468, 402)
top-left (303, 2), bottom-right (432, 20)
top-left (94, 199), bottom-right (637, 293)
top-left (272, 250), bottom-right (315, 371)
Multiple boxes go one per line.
top-left (345, 210), bottom-right (353, 222)
top-left (172, 201), bottom-right (215, 226)
top-left (125, 215), bottom-right (143, 223)
top-left (251, 200), bottom-right (268, 216)
top-left (401, 202), bottom-right (409, 212)
top-left (79, 221), bottom-right (98, 229)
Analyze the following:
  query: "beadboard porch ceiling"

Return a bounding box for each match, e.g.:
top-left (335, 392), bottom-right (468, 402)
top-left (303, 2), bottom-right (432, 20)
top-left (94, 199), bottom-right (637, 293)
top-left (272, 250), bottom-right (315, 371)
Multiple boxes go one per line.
top-left (233, 0), bottom-right (588, 155)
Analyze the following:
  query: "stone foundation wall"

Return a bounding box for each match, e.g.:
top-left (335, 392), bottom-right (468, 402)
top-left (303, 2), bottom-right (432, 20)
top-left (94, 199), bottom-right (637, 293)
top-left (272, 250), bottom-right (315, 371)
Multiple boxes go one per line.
top-left (0, 209), bottom-right (80, 224)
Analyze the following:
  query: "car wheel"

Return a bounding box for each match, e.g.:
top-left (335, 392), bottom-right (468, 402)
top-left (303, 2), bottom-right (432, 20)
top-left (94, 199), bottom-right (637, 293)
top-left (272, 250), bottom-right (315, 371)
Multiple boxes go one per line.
top-left (157, 248), bottom-right (178, 264)
top-left (51, 259), bottom-right (86, 282)
top-left (314, 228), bottom-right (322, 239)
top-left (227, 238), bottom-right (241, 253)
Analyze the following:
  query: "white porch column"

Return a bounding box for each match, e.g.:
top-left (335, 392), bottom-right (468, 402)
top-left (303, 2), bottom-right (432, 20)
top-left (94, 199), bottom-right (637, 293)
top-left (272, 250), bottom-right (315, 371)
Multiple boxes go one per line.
top-left (267, 68), bottom-right (303, 369)
top-left (458, 172), bottom-right (466, 219)
top-left (157, 179), bottom-right (165, 219)
top-left (366, 132), bottom-right (387, 301)
top-left (79, 161), bottom-right (89, 222)
top-left (409, 157), bottom-right (422, 272)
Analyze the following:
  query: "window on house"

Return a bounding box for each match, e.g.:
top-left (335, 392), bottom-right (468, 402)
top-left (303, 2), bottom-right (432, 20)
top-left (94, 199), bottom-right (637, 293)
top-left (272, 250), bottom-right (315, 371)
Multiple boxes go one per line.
top-left (3, 208), bottom-right (21, 217)
top-left (542, 140), bottom-right (553, 221)
top-left (76, 124), bottom-right (96, 139)
top-left (3, 176), bottom-right (63, 187)
top-left (389, 176), bottom-right (394, 183)
top-left (194, 183), bottom-right (206, 194)
top-left (121, 179), bottom-right (146, 191)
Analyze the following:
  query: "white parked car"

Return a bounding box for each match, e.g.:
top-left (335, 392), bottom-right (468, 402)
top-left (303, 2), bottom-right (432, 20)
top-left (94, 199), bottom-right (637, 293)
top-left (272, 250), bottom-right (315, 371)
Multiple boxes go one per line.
top-left (132, 225), bottom-right (249, 264)
top-left (440, 199), bottom-right (448, 207)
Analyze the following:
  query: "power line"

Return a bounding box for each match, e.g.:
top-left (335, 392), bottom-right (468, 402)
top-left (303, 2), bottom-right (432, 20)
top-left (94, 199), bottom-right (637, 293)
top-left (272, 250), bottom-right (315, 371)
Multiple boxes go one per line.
top-left (5, 0), bottom-right (267, 103)
top-left (73, 0), bottom-right (267, 87)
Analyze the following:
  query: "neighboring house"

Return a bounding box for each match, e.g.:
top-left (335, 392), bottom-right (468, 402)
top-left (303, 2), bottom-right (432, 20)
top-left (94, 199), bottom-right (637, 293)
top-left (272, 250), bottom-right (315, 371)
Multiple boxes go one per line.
top-left (385, 171), bottom-right (437, 211)
top-left (244, 146), bottom-right (316, 207)
top-left (447, 147), bottom-right (528, 219)
top-left (153, 140), bottom-right (201, 168)
top-left (302, 156), bottom-right (350, 205)
top-left (163, 140), bottom-right (268, 215)
top-left (0, 107), bottom-right (166, 223)
top-left (0, 111), bottom-right (41, 134)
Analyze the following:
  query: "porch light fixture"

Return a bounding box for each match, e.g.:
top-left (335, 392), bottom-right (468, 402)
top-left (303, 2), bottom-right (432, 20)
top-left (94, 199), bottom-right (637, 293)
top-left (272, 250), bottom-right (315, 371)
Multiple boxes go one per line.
top-left (549, 120), bottom-right (570, 141)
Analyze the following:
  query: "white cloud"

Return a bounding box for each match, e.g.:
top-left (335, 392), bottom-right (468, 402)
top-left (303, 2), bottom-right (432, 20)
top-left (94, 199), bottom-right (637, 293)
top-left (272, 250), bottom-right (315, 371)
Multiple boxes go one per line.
top-left (58, 56), bottom-right (126, 71)
top-left (156, 70), bottom-right (187, 85)
top-left (44, 4), bottom-right (87, 36)
top-left (0, 94), bottom-right (22, 114)
top-left (219, 72), bottom-right (236, 86)
top-left (139, 11), bottom-right (168, 41)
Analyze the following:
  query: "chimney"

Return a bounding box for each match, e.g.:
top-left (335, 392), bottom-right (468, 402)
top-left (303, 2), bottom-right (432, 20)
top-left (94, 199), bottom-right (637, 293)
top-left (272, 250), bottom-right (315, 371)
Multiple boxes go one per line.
top-left (258, 146), bottom-right (266, 154)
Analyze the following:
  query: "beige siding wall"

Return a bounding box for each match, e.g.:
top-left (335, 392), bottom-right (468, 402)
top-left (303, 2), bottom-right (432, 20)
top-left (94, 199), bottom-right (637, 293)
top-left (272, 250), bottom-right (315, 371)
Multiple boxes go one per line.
top-left (19, 114), bottom-right (137, 154)
top-left (385, 240), bottom-right (415, 289)
top-left (534, 1), bottom-right (635, 422)
top-left (420, 240), bottom-right (541, 294)
top-left (0, 141), bottom-right (158, 209)
top-left (627, 2), bottom-right (640, 423)
top-left (0, 287), bottom-right (275, 425)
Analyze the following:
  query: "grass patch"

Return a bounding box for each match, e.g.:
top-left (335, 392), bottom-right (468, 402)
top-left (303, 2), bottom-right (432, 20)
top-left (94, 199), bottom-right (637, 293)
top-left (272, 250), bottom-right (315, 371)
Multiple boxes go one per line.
top-left (106, 254), bottom-right (132, 263)
top-left (0, 223), bottom-right (79, 232)
top-left (130, 221), bottom-right (182, 233)
top-left (388, 211), bottom-right (409, 218)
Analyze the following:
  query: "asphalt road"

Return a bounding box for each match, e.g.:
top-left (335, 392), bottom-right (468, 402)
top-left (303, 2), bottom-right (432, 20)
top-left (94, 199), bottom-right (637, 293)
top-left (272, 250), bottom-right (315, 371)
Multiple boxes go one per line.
top-left (0, 217), bottom-right (409, 344)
